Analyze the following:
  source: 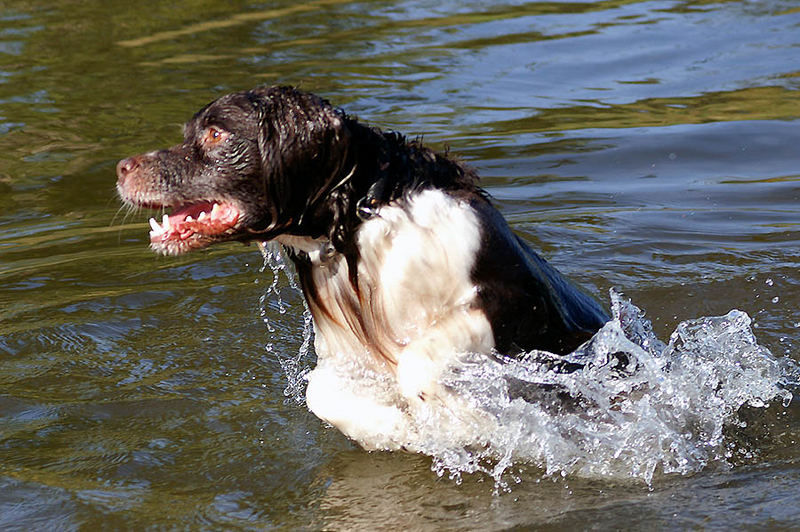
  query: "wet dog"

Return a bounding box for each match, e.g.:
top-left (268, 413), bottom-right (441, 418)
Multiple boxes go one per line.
top-left (116, 86), bottom-right (608, 449)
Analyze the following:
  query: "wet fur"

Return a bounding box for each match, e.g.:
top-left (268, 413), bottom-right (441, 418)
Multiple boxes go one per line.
top-left (116, 86), bottom-right (609, 449)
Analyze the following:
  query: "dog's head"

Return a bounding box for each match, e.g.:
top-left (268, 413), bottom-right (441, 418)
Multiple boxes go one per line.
top-left (116, 86), bottom-right (352, 255)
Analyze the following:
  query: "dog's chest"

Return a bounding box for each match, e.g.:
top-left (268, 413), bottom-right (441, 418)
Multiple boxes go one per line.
top-left (312, 189), bottom-right (492, 363)
top-left (280, 189), bottom-right (496, 448)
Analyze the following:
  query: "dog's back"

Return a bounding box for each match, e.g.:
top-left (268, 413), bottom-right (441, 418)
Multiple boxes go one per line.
top-left (285, 114), bottom-right (608, 358)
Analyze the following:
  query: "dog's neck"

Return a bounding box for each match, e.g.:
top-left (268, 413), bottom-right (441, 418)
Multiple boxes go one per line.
top-left (271, 118), bottom-right (488, 331)
top-left (287, 118), bottom-right (481, 256)
top-left (274, 234), bottom-right (334, 264)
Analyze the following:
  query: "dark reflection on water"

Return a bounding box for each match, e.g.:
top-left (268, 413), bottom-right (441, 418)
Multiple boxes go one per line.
top-left (1, 0), bottom-right (800, 528)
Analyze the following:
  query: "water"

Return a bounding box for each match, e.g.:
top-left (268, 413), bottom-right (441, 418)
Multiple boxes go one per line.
top-left (2, 0), bottom-right (800, 528)
top-left (435, 292), bottom-right (794, 486)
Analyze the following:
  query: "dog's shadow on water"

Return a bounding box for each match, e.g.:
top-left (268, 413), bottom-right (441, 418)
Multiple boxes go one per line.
top-left (312, 430), bottom-right (800, 530)
top-left (307, 399), bottom-right (800, 530)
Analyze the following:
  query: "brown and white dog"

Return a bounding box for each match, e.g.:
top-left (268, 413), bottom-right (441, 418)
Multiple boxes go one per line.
top-left (116, 86), bottom-right (608, 450)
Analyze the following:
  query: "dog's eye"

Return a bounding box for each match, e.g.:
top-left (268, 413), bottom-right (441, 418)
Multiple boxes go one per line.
top-left (203, 127), bottom-right (228, 145)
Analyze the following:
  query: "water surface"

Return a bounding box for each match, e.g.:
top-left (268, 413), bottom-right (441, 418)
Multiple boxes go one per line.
top-left (2, 0), bottom-right (800, 528)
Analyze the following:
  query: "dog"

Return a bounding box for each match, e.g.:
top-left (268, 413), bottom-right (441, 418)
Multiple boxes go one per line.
top-left (116, 85), bottom-right (609, 450)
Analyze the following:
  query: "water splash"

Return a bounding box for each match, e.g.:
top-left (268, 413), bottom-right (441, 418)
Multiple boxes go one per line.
top-left (258, 242), bottom-right (314, 404)
top-left (425, 290), bottom-right (796, 487)
top-left (256, 247), bottom-right (796, 487)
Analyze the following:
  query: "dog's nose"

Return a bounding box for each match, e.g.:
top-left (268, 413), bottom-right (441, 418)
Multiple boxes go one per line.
top-left (116, 156), bottom-right (140, 184)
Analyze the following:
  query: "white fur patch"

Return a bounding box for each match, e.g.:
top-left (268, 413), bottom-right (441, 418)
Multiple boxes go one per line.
top-left (287, 189), bottom-right (495, 450)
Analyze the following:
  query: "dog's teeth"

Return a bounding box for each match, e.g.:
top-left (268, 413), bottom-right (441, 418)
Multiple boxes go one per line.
top-left (162, 214), bottom-right (171, 230)
top-left (198, 211), bottom-right (208, 221)
top-left (186, 216), bottom-right (195, 223)
top-left (210, 203), bottom-right (220, 216)
top-left (149, 217), bottom-right (161, 233)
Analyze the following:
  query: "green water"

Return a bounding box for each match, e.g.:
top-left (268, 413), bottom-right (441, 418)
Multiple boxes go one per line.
top-left (2, 0), bottom-right (800, 528)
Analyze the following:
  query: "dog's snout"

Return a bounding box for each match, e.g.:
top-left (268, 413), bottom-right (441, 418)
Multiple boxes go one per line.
top-left (116, 156), bottom-right (140, 184)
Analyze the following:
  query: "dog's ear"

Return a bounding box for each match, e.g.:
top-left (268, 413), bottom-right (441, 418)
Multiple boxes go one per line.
top-left (249, 86), bottom-right (354, 235)
top-left (249, 89), bottom-right (284, 233)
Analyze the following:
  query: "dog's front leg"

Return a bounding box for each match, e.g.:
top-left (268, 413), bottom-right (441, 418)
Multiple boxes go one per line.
top-left (305, 363), bottom-right (410, 451)
top-left (393, 309), bottom-right (497, 444)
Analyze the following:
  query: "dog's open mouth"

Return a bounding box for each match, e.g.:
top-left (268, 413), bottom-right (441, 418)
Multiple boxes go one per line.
top-left (146, 201), bottom-right (240, 255)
